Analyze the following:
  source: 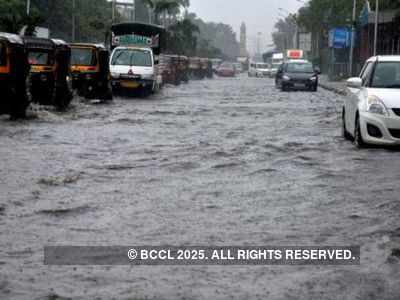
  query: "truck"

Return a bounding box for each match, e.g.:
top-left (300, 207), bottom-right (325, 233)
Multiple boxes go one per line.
top-left (108, 22), bottom-right (166, 96)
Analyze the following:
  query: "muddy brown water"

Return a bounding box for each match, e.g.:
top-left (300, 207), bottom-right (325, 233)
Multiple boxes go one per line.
top-left (0, 76), bottom-right (399, 299)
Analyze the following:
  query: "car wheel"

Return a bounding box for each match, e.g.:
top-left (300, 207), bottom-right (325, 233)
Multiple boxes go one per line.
top-left (342, 109), bottom-right (352, 141)
top-left (354, 115), bottom-right (365, 148)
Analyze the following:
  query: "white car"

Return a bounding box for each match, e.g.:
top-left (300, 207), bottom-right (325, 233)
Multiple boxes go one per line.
top-left (343, 56), bottom-right (400, 147)
top-left (248, 62), bottom-right (270, 77)
top-left (109, 46), bottom-right (157, 95)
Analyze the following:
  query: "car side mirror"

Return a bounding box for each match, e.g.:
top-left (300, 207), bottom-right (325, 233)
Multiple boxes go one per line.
top-left (346, 77), bottom-right (362, 89)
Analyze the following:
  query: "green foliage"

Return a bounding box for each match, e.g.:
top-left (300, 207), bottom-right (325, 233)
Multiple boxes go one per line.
top-left (0, 0), bottom-right (42, 34)
top-left (186, 13), bottom-right (239, 59)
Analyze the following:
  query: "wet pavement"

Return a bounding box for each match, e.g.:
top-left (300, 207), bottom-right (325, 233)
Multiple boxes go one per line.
top-left (1, 75), bottom-right (400, 299)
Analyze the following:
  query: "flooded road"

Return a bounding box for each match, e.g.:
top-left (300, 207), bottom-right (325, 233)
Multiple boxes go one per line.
top-left (1, 75), bottom-right (400, 299)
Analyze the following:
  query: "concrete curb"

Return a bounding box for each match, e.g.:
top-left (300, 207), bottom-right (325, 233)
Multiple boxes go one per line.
top-left (319, 82), bottom-right (347, 95)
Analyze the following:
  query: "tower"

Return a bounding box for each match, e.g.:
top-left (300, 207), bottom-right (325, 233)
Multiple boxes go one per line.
top-left (240, 22), bottom-right (248, 57)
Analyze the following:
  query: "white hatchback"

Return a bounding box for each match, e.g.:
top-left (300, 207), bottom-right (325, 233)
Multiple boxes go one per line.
top-left (343, 56), bottom-right (400, 147)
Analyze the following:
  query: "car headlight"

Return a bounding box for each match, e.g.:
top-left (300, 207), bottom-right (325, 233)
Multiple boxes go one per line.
top-left (310, 76), bottom-right (317, 81)
top-left (283, 75), bottom-right (290, 81)
top-left (366, 95), bottom-right (389, 116)
top-left (111, 72), bottom-right (120, 78)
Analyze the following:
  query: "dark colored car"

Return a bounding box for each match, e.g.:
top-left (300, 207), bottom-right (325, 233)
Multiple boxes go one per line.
top-left (0, 32), bottom-right (31, 118)
top-left (216, 62), bottom-right (236, 77)
top-left (275, 60), bottom-right (319, 92)
top-left (24, 37), bottom-right (73, 110)
top-left (70, 43), bottom-right (113, 101)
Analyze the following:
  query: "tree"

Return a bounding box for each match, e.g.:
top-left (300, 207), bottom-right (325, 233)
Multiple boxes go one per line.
top-left (0, 0), bottom-right (42, 34)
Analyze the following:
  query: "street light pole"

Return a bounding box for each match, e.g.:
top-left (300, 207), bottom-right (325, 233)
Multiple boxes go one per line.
top-left (27, 0), bottom-right (31, 15)
top-left (374, 0), bottom-right (379, 56)
top-left (112, 0), bottom-right (116, 24)
top-left (349, 0), bottom-right (356, 76)
top-left (72, 0), bottom-right (76, 42)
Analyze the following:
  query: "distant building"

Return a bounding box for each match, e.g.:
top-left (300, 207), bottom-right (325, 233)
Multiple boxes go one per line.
top-left (239, 22), bottom-right (248, 57)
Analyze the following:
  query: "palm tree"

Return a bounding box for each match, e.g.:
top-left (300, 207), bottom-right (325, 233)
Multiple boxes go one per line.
top-left (142, 0), bottom-right (190, 26)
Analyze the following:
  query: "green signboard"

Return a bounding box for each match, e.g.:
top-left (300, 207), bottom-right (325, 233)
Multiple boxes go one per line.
top-left (114, 34), bottom-right (152, 47)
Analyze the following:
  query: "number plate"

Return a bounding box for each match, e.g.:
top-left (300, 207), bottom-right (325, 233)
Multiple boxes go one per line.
top-left (121, 81), bottom-right (140, 89)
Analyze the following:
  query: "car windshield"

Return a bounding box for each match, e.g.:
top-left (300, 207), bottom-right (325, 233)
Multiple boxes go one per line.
top-left (256, 64), bottom-right (268, 69)
top-left (28, 51), bottom-right (52, 66)
top-left (370, 62), bottom-right (400, 88)
top-left (286, 62), bottom-right (314, 73)
top-left (71, 48), bottom-right (95, 66)
top-left (111, 49), bottom-right (152, 67)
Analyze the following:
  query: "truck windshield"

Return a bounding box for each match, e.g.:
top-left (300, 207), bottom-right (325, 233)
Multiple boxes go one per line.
top-left (286, 63), bottom-right (314, 73)
top-left (28, 51), bottom-right (52, 66)
top-left (111, 49), bottom-right (152, 67)
top-left (370, 62), bottom-right (400, 88)
top-left (71, 48), bottom-right (96, 66)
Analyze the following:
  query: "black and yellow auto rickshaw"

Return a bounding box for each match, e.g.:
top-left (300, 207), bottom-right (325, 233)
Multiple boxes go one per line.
top-left (70, 43), bottom-right (112, 101)
top-left (188, 57), bottom-right (202, 79)
top-left (178, 56), bottom-right (189, 83)
top-left (24, 37), bottom-right (73, 110)
top-left (0, 32), bottom-right (30, 118)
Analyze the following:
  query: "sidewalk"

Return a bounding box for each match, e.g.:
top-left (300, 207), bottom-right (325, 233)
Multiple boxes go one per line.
top-left (318, 74), bottom-right (347, 95)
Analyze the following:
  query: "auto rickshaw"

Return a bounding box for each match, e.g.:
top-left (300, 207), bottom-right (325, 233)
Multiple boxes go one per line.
top-left (206, 59), bottom-right (213, 79)
top-left (24, 37), bottom-right (73, 110)
top-left (200, 58), bottom-right (209, 79)
top-left (178, 56), bottom-right (189, 83)
top-left (159, 54), bottom-right (180, 86)
top-left (188, 57), bottom-right (202, 79)
top-left (0, 32), bottom-right (30, 118)
top-left (70, 43), bottom-right (113, 101)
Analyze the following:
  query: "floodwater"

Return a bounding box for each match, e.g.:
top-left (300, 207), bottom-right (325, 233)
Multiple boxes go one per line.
top-left (1, 75), bottom-right (400, 299)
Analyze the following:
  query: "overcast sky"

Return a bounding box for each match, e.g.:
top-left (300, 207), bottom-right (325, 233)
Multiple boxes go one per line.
top-left (189, 0), bottom-right (304, 53)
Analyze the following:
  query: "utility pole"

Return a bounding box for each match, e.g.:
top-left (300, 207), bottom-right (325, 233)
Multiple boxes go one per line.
top-left (112, 0), bottom-right (116, 24)
top-left (374, 0), bottom-right (379, 56)
top-left (27, 0), bottom-right (31, 15)
top-left (349, 0), bottom-right (356, 76)
top-left (72, 0), bottom-right (76, 42)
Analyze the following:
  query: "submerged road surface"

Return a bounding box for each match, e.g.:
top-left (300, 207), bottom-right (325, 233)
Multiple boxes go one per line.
top-left (1, 75), bottom-right (400, 299)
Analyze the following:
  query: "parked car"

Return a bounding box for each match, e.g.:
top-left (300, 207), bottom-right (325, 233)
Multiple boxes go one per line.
top-left (343, 56), bottom-right (400, 147)
top-left (0, 32), bottom-right (30, 118)
top-left (216, 62), bottom-right (235, 77)
top-left (275, 60), bottom-right (319, 92)
top-left (24, 37), bottom-right (73, 110)
top-left (248, 62), bottom-right (270, 77)
top-left (70, 43), bottom-right (113, 101)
